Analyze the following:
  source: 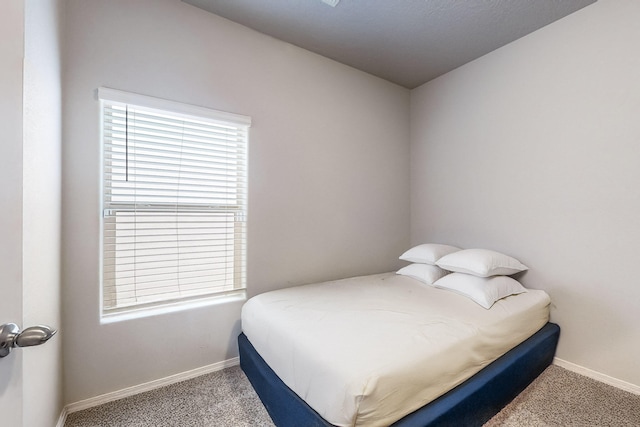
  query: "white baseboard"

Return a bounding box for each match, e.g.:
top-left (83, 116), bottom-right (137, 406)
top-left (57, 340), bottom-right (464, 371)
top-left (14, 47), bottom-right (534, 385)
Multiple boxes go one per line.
top-left (64, 357), bottom-right (239, 415)
top-left (56, 408), bottom-right (68, 427)
top-left (553, 357), bottom-right (640, 395)
top-left (58, 356), bottom-right (638, 423)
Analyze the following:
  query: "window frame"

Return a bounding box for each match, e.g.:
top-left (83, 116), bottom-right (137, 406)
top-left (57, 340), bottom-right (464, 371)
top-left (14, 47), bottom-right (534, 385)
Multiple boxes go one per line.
top-left (98, 87), bottom-right (251, 318)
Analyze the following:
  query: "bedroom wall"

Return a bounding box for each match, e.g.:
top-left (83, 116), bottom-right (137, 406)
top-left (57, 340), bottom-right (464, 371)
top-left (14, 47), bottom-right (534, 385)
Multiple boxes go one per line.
top-left (62, 0), bottom-right (410, 403)
top-left (410, 0), bottom-right (640, 388)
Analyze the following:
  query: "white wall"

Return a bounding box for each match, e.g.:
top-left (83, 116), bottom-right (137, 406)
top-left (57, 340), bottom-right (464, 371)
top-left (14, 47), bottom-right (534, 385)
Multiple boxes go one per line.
top-left (410, 0), bottom-right (640, 387)
top-left (23, 0), bottom-right (64, 425)
top-left (62, 0), bottom-right (410, 403)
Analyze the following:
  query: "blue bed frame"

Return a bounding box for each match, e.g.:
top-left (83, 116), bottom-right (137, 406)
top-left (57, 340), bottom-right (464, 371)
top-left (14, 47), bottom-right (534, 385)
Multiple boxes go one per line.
top-left (239, 322), bottom-right (560, 427)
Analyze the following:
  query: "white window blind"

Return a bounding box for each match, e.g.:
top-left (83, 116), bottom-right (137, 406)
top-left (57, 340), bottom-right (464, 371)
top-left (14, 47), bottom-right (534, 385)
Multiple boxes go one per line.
top-left (99, 88), bottom-right (250, 314)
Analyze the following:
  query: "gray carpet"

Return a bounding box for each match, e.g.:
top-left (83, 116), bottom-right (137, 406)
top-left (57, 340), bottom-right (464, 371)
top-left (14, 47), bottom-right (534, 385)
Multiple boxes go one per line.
top-left (64, 366), bottom-right (274, 427)
top-left (65, 365), bottom-right (640, 427)
top-left (484, 365), bottom-right (640, 427)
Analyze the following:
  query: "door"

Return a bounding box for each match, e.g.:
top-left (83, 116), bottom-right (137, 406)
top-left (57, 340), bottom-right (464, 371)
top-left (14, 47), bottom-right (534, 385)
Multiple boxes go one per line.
top-left (0, 2), bottom-right (26, 426)
top-left (1, 3), bottom-right (63, 426)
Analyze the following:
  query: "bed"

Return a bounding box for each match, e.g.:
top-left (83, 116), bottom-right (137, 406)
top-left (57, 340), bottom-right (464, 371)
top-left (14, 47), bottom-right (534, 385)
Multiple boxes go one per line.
top-left (239, 272), bottom-right (560, 427)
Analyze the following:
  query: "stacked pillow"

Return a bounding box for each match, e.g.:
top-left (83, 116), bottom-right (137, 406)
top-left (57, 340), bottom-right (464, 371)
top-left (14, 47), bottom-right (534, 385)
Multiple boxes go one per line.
top-left (396, 243), bottom-right (461, 285)
top-left (397, 245), bottom-right (529, 309)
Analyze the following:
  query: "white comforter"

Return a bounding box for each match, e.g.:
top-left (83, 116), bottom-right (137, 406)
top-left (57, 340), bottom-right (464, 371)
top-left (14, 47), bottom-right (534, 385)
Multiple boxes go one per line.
top-left (241, 273), bottom-right (550, 427)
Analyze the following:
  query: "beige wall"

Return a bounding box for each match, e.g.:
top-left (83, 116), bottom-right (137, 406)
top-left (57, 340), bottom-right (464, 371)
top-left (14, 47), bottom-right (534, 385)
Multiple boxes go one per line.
top-left (62, 0), bottom-right (410, 403)
top-left (61, 0), bottom-right (640, 408)
top-left (410, 0), bottom-right (640, 387)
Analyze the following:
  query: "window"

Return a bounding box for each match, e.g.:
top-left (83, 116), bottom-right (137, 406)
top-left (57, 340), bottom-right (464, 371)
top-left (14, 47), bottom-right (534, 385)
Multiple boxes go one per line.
top-left (99, 88), bottom-right (250, 314)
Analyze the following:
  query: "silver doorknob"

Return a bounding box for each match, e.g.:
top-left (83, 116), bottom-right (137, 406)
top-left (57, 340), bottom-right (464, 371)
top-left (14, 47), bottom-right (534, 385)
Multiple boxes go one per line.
top-left (0, 323), bottom-right (57, 358)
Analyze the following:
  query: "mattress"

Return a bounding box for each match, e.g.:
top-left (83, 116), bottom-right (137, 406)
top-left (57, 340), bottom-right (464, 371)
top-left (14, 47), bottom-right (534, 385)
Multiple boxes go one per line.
top-left (241, 273), bottom-right (550, 427)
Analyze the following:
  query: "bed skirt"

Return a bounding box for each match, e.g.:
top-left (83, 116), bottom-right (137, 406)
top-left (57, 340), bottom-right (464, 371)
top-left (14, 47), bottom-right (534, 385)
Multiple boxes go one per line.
top-left (238, 322), bottom-right (560, 427)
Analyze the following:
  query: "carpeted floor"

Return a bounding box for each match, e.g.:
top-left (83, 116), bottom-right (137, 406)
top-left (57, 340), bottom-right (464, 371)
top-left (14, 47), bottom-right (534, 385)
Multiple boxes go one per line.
top-left (484, 365), bottom-right (640, 426)
top-left (64, 366), bottom-right (274, 427)
top-left (65, 364), bottom-right (640, 427)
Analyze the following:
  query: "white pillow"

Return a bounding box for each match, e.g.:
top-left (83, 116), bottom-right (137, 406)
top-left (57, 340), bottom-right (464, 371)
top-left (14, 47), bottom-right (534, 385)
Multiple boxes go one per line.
top-left (399, 243), bottom-right (461, 265)
top-left (396, 263), bottom-right (449, 285)
top-left (434, 273), bottom-right (527, 309)
top-left (436, 249), bottom-right (528, 277)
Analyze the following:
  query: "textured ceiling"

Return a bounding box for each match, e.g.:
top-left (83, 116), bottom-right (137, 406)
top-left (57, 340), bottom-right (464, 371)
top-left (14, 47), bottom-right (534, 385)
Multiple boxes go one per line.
top-left (183, 0), bottom-right (596, 89)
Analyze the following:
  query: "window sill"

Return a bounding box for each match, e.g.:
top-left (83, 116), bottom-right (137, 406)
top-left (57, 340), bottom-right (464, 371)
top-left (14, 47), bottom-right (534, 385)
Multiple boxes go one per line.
top-left (100, 290), bottom-right (247, 324)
